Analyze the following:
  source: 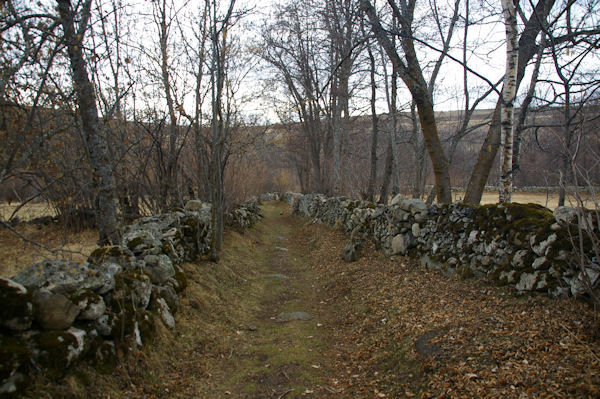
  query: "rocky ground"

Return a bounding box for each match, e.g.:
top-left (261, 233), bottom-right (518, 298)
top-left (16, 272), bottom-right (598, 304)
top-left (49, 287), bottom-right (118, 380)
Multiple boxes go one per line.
top-left (23, 201), bottom-right (600, 398)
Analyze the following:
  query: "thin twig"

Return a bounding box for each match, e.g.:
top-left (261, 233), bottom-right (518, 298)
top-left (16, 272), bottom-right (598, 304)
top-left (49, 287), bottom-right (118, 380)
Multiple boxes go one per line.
top-left (276, 388), bottom-right (294, 399)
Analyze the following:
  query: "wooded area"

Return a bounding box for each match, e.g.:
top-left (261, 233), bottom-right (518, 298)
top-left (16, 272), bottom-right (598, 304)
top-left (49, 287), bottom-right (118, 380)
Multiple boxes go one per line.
top-left (1, 0), bottom-right (599, 255)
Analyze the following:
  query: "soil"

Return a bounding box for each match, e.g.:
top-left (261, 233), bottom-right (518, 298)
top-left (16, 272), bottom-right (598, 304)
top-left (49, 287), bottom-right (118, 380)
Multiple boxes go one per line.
top-left (23, 201), bottom-right (600, 398)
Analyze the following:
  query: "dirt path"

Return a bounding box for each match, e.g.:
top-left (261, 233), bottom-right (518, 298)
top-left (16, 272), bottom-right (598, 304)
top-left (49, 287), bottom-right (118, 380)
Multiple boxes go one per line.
top-left (190, 202), bottom-right (339, 398)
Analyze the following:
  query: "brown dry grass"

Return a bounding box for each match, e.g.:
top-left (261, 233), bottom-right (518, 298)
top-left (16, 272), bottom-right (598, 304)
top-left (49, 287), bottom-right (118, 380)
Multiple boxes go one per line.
top-left (0, 223), bottom-right (97, 278)
top-left (452, 190), bottom-right (592, 209)
top-left (0, 202), bottom-right (57, 221)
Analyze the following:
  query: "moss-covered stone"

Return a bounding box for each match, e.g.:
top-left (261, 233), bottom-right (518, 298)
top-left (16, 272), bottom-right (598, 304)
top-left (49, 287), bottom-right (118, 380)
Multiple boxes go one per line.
top-left (0, 335), bottom-right (30, 381)
top-left (111, 270), bottom-right (152, 309)
top-left (471, 203), bottom-right (554, 240)
top-left (88, 246), bottom-right (125, 264)
top-left (70, 290), bottom-right (106, 321)
top-left (109, 304), bottom-right (156, 350)
top-left (172, 265), bottom-right (187, 293)
top-left (456, 265), bottom-right (475, 280)
top-left (93, 341), bottom-right (117, 374)
top-left (150, 285), bottom-right (178, 313)
top-left (30, 328), bottom-right (90, 377)
top-left (0, 278), bottom-right (34, 332)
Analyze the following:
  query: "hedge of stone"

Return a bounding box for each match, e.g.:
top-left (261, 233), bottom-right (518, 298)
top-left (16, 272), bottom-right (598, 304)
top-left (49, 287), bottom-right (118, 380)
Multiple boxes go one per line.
top-left (0, 199), bottom-right (262, 396)
top-left (284, 192), bottom-right (599, 299)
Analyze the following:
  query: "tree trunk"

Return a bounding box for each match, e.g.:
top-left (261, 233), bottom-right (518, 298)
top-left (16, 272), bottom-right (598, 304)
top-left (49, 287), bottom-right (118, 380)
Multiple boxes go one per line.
top-left (499, 0), bottom-right (518, 203)
top-left (366, 44), bottom-right (379, 202)
top-left (464, 0), bottom-right (556, 204)
top-left (57, 0), bottom-right (119, 245)
top-left (157, 0), bottom-right (180, 210)
top-left (379, 136), bottom-right (394, 204)
top-left (362, 0), bottom-right (452, 203)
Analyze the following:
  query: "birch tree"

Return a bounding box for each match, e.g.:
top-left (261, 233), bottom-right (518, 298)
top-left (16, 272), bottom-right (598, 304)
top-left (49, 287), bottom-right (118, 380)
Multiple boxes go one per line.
top-left (499, 0), bottom-right (518, 203)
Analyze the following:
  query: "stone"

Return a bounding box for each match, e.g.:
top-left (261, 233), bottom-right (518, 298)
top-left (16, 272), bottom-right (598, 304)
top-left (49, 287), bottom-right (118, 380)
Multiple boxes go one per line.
top-left (516, 271), bottom-right (539, 291)
top-left (276, 312), bottom-right (312, 321)
top-left (184, 200), bottom-right (207, 211)
top-left (536, 273), bottom-right (549, 290)
top-left (0, 277), bottom-right (34, 331)
top-left (531, 233), bottom-right (557, 256)
top-left (155, 298), bottom-right (175, 329)
top-left (389, 194), bottom-right (404, 206)
top-left (570, 268), bottom-right (600, 296)
top-left (342, 239), bottom-right (363, 262)
top-left (123, 229), bottom-right (161, 255)
top-left (0, 335), bottom-right (30, 390)
top-left (532, 257), bottom-right (548, 270)
top-left (399, 199), bottom-right (428, 215)
top-left (265, 274), bottom-right (289, 280)
top-left (12, 260), bottom-right (103, 295)
top-left (414, 211), bottom-right (428, 223)
top-left (412, 223), bottom-right (421, 237)
top-left (71, 291), bottom-right (106, 321)
top-left (0, 371), bottom-right (25, 395)
top-left (550, 223), bottom-right (562, 231)
top-left (421, 254), bottom-right (443, 270)
top-left (64, 327), bottom-right (88, 364)
top-left (499, 269), bottom-right (517, 284)
top-left (111, 270), bottom-right (152, 309)
top-left (553, 206), bottom-right (577, 225)
top-left (93, 262), bottom-right (123, 295)
top-left (391, 233), bottom-right (415, 255)
top-left (33, 289), bottom-right (80, 330)
top-left (143, 254), bottom-right (175, 284)
top-left (31, 328), bottom-right (89, 371)
top-left (511, 250), bottom-right (530, 269)
top-left (151, 285), bottom-right (178, 313)
top-left (468, 231), bottom-right (479, 245)
top-left (88, 245), bottom-right (136, 269)
top-left (94, 314), bottom-right (113, 336)
top-left (550, 286), bottom-right (571, 299)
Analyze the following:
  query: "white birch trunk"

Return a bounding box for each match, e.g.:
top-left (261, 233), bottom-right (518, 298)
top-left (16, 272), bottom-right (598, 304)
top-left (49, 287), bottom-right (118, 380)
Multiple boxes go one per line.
top-left (499, 0), bottom-right (518, 203)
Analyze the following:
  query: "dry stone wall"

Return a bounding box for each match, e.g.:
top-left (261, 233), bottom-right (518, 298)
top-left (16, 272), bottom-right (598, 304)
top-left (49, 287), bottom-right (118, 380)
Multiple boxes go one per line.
top-left (284, 192), bottom-right (599, 299)
top-left (0, 199), bottom-right (262, 396)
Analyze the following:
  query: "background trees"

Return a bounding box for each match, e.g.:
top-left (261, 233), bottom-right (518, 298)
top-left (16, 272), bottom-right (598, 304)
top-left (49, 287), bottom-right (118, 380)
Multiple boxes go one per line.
top-left (0, 0), bottom-right (599, 253)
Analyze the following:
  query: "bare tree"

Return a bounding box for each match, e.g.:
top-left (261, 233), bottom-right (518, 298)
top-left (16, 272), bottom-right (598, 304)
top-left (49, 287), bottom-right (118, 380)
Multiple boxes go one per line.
top-left (57, 0), bottom-right (119, 244)
top-left (260, 1), bottom-right (332, 194)
top-left (462, 0), bottom-right (600, 204)
top-left (361, 0), bottom-right (452, 203)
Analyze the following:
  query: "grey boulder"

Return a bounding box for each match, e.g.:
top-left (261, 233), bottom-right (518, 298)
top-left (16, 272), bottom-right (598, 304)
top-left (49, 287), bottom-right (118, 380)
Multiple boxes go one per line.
top-left (33, 289), bottom-right (80, 330)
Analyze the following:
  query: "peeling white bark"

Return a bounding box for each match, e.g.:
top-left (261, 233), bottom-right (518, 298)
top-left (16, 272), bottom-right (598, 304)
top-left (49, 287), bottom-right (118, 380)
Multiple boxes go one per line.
top-left (499, 0), bottom-right (519, 203)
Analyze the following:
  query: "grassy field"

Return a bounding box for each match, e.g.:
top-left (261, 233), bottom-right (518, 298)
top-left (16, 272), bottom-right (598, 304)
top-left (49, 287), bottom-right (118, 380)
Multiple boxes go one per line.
top-left (453, 190), bottom-right (591, 209)
top-left (0, 202), bottom-right (58, 221)
top-left (0, 202), bottom-right (95, 277)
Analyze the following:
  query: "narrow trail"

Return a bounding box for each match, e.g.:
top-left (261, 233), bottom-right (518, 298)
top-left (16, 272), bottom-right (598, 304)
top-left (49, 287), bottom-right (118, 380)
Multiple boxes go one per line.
top-left (191, 202), bottom-right (338, 398)
top-left (73, 200), bottom-right (599, 399)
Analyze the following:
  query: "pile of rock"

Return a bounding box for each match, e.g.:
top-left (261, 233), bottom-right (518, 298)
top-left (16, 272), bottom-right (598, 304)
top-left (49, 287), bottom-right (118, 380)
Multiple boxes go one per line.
top-left (288, 193), bottom-right (599, 300)
top-left (259, 193), bottom-right (280, 201)
top-left (0, 199), bottom-right (262, 396)
top-left (226, 198), bottom-right (263, 230)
